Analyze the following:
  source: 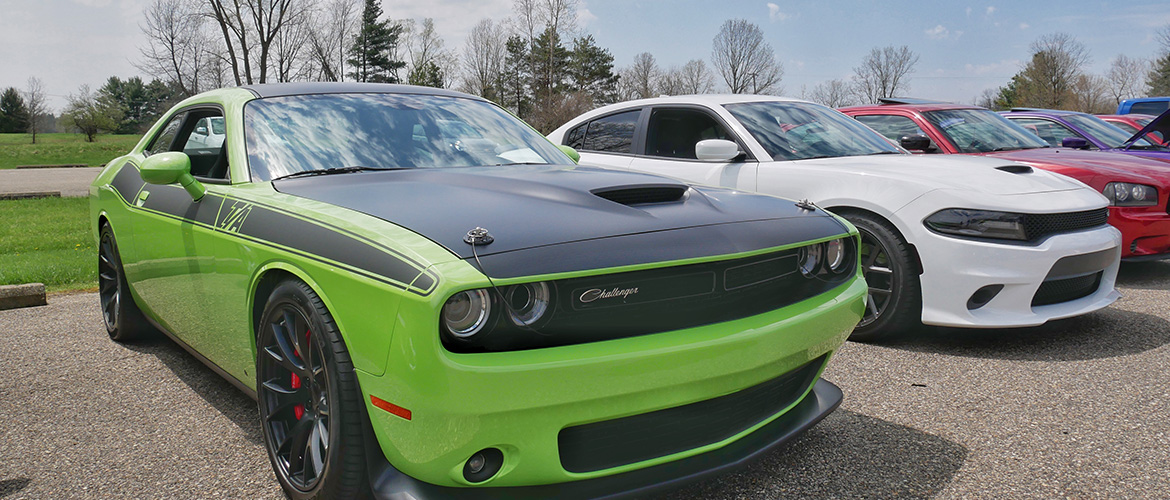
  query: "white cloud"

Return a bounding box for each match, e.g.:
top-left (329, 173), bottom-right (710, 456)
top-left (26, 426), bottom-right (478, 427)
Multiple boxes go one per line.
top-left (577, 8), bottom-right (598, 26)
top-left (986, 6), bottom-right (997, 16)
top-left (71, 0), bottom-right (112, 6)
top-left (965, 6), bottom-right (972, 16)
top-left (767, 3), bottom-right (791, 22)
top-left (1018, 22), bottom-right (1030, 29)
top-left (964, 59), bottom-right (1022, 76)
top-left (925, 25), bottom-right (949, 39)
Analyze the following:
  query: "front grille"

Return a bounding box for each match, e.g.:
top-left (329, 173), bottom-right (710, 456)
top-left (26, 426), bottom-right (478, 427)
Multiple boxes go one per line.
top-left (1031, 271), bottom-right (1103, 306)
top-left (1023, 208), bottom-right (1109, 241)
top-left (558, 355), bottom-right (827, 473)
top-left (446, 240), bottom-right (856, 352)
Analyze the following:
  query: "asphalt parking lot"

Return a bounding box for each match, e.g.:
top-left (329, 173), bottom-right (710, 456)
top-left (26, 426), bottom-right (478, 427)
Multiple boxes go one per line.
top-left (2, 262), bottom-right (1168, 499)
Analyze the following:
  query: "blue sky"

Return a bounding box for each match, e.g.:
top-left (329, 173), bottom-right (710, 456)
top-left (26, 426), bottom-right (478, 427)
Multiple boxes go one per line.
top-left (2, 0), bottom-right (1169, 111)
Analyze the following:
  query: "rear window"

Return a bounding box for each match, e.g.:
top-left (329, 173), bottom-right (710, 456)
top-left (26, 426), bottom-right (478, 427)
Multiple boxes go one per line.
top-left (1131, 101), bottom-right (1169, 115)
top-left (581, 111), bottom-right (640, 153)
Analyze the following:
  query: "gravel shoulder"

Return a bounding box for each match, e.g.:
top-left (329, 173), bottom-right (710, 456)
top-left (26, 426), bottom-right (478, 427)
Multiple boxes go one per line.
top-left (2, 262), bottom-right (1169, 499)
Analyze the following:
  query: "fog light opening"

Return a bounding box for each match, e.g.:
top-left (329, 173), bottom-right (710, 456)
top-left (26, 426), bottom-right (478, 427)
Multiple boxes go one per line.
top-left (462, 448), bottom-right (504, 483)
top-left (967, 285), bottom-right (1004, 310)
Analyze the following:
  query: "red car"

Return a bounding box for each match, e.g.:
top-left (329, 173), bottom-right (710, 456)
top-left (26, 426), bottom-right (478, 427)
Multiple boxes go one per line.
top-left (840, 99), bottom-right (1170, 260)
top-left (1099, 114), bottom-right (1167, 146)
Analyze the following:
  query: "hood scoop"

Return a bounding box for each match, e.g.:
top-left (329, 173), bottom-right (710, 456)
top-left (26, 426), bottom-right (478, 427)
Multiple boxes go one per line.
top-left (996, 165), bottom-right (1033, 174)
top-left (591, 184), bottom-right (689, 206)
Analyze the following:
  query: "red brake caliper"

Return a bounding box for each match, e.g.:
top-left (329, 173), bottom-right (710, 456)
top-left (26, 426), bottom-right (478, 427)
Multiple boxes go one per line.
top-left (291, 329), bottom-right (311, 420)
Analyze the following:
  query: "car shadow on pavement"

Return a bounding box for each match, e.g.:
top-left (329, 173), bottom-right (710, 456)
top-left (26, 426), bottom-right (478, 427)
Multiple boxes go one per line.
top-left (663, 409), bottom-right (967, 499)
top-left (1117, 260), bottom-right (1170, 290)
top-left (874, 307), bottom-right (1170, 361)
top-left (0, 478), bottom-right (31, 499)
top-left (120, 336), bottom-right (264, 445)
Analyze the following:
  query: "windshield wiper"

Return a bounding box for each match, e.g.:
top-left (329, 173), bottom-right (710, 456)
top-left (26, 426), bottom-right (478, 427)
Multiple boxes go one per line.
top-left (492, 161), bottom-right (549, 166)
top-left (866, 151), bottom-right (902, 155)
top-left (272, 166), bottom-right (406, 181)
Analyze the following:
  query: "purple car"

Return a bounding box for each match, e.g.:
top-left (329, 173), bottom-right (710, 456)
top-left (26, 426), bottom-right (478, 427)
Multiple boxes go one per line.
top-left (1001, 108), bottom-right (1170, 164)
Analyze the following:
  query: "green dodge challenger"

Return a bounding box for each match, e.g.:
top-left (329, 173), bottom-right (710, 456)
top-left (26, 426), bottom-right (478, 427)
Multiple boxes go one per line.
top-left (89, 83), bottom-right (867, 499)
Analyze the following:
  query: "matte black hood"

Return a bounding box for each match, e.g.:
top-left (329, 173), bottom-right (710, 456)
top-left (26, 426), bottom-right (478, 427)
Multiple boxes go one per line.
top-left (274, 166), bottom-right (849, 277)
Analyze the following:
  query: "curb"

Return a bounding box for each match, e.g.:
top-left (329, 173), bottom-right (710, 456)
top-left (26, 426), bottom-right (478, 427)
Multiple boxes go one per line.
top-left (0, 283), bottom-right (48, 311)
top-left (0, 192), bottom-right (61, 200)
top-left (15, 164), bottom-right (93, 169)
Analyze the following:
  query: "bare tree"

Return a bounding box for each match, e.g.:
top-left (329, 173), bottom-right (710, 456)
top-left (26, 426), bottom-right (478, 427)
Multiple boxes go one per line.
top-left (1071, 74), bottom-right (1112, 113)
top-left (620, 52), bottom-right (659, 99)
top-left (23, 77), bottom-right (48, 144)
top-left (305, 0), bottom-right (360, 82)
top-left (657, 66), bottom-right (684, 96)
top-left (974, 87), bottom-right (998, 109)
top-left (1016, 32), bottom-right (1091, 108)
top-left (807, 79), bottom-right (856, 107)
top-left (206, 0), bottom-right (308, 85)
top-left (1106, 55), bottom-right (1147, 105)
top-left (138, 0), bottom-right (207, 96)
top-left (60, 85), bottom-right (123, 142)
top-left (460, 18), bottom-right (508, 99)
top-left (711, 19), bottom-right (783, 94)
top-left (851, 45), bottom-right (919, 104)
top-left (404, 18), bottom-right (456, 87)
top-left (677, 59), bottom-right (715, 94)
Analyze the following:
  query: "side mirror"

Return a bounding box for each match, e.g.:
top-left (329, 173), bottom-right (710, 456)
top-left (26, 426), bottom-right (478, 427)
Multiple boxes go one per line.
top-left (899, 134), bottom-right (932, 151)
top-left (558, 145), bottom-right (580, 163)
top-left (139, 151), bottom-right (206, 201)
top-left (1061, 137), bottom-right (1089, 149)
top-left (194, 126), bottom-right (209, 136)
top-left (695, 139), bottom-right (742, 161)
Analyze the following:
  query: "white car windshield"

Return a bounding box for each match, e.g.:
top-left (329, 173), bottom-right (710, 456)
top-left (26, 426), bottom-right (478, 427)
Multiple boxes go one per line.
top-left (724, 101), bottom-right (902, 160)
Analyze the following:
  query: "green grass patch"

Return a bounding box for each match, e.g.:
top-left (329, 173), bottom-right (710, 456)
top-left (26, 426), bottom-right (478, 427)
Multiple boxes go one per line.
top-left (0, 133), bottom-right (141, 169)
top-left (0, 196), bottom-right (95, 292)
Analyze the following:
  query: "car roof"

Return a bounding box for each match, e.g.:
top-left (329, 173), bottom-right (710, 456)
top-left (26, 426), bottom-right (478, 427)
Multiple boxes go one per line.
top-left (1003, 107), bottom-right (1088, 117)
top-left (240, 82), bottom-right (484, 101)
top-left (838, 101), bottom-right (978, 113)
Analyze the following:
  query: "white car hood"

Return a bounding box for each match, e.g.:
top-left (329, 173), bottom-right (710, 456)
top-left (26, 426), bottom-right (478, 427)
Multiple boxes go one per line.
top-left (789, 154), bottom-right (1086, 196)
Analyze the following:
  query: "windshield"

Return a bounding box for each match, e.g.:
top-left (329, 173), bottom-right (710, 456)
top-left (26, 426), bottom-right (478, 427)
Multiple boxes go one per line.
top-left (724, 101), bottom-right (902, 160)
top-left (244, 93), bottom-right (574, 181)
top-left (923, 109), bottom-right (1049, 153)
top-left (1063, 113), bottom-right (1154, 148)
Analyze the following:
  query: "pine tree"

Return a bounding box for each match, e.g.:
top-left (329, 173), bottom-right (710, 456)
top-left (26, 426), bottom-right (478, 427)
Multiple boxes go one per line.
top-left (501, 35), bottom-right (531, 117)
top-left (408, 61), bottom-right (444, 88)
top-left (529, 26), bottom-right (569, 103)
top-left (347, 0), bottom-right (405, 83)
top-left (567, 35), bottom-right (618, 105)
top-left (1149, 53), bottom-right (1170, 96)
top-left (0, 87), bottom-right (30, 133)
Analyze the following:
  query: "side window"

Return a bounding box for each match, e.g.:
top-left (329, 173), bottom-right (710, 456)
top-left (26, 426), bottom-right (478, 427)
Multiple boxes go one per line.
top-left (179, 110), bottom-right (229, 180)
top-left (645, 108), bottom-right (735, 159)
top-left (1009, 118), bottom-right (1080, 147)
top-left (146, 114), bottom-right (185, 156)
top-left (564, 124), bottom-right (586, 149)
top-left (582, 110), bottom-right (639, 153)
top-left (1131, 102), bottom-right (1168, 115)
top-left (853, 114), bottom-right (934, 150)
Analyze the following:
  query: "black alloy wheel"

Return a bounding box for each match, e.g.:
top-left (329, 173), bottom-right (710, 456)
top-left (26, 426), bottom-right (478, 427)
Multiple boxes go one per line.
top-left (98, 223), bottom-right (151, 341)
top-left (257, 280), bottom-right (368, 499)
top-left (842, 213), bottom-right (921, 341)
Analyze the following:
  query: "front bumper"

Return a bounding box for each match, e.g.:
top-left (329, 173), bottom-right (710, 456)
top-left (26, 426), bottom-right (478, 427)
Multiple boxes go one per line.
top-left (912, 225), bottom-right (1122, 328)
top-left (1113, 206), bottom-right (1170, 260)
top-left (366, 379), bottom-right (843, 500)
top-left (354, 274), bottom-right (865, 490)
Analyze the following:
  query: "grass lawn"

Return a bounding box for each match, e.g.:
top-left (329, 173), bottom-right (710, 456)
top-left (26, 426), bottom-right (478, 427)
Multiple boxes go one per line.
top-left (0, 133), bottom-right (140, 169)
top-left (0, 196), bottom-right (96, 293)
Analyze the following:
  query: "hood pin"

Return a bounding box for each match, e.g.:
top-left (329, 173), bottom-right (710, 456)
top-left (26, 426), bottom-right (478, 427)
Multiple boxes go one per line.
top-left (464, 227), bottom-right (494, 245)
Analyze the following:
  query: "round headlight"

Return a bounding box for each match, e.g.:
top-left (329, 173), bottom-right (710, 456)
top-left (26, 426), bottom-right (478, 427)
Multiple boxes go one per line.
top-left (1114, 183), bottom-right (1131, 202)
top-left (442, 289), bottom-right (491, 337)
top-left (825, 239), bottom-right (846, 272)
top-left (506, 282), bottom-right (550, 326)
top-left (798, 244), bottom-right (822, 277)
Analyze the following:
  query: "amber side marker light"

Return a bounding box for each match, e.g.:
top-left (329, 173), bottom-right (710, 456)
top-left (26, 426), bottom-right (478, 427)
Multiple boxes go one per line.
top-left (371, 395), bottom-right (412, 421)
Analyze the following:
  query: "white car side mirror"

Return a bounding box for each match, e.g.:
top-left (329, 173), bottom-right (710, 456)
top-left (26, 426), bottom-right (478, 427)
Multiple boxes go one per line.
top-left (695, 139), bottom-right (741, 161)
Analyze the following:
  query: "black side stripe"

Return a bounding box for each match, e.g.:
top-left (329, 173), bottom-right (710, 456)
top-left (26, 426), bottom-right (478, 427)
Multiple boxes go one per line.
top-left (110, 166), bottom-right (438, 296)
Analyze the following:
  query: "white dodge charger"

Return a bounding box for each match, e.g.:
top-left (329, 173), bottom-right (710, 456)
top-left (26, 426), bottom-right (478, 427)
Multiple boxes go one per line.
top-left (549, 95), bottom-right (1122, 340)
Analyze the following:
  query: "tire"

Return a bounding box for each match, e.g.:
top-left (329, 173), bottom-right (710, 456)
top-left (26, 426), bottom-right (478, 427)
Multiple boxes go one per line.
top-left (256, 280), bottom-right (369, 500)
top-left (98, 223), bottom-right (153, 341)
top-left (841, 212), bottom-right (922, 341)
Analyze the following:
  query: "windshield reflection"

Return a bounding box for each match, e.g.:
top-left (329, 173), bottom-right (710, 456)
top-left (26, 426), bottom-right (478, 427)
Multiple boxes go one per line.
top-left (924, 109), bottom-right (1049, 153)
top-left (724, 101), bottom-right (902, 161)
top-left (244, 93), bottom-right (573, 181)
top-left (1063, 114), bottom-right (1155, 149)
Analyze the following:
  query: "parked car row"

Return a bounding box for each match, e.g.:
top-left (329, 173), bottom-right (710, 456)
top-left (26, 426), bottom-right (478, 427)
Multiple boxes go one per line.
top-left (90, 83), bottom-right (1170, 499)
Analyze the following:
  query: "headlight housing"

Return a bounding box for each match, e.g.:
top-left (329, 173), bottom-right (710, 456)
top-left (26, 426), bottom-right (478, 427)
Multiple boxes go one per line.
top-left (441, 289), bottom-right (491, 337)
top-left (797, 237), bottom-right (855, 277)
top-left (1103, 182), bottom-right (1158, 207)
top-left (924, 209), bottom-right (1027, 241)
top-left (440, 282), bottom-right (554, 345)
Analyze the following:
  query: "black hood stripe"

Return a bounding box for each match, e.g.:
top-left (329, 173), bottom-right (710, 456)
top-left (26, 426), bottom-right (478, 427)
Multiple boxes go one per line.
top-left (111, 166), bottom-right (437, 295)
